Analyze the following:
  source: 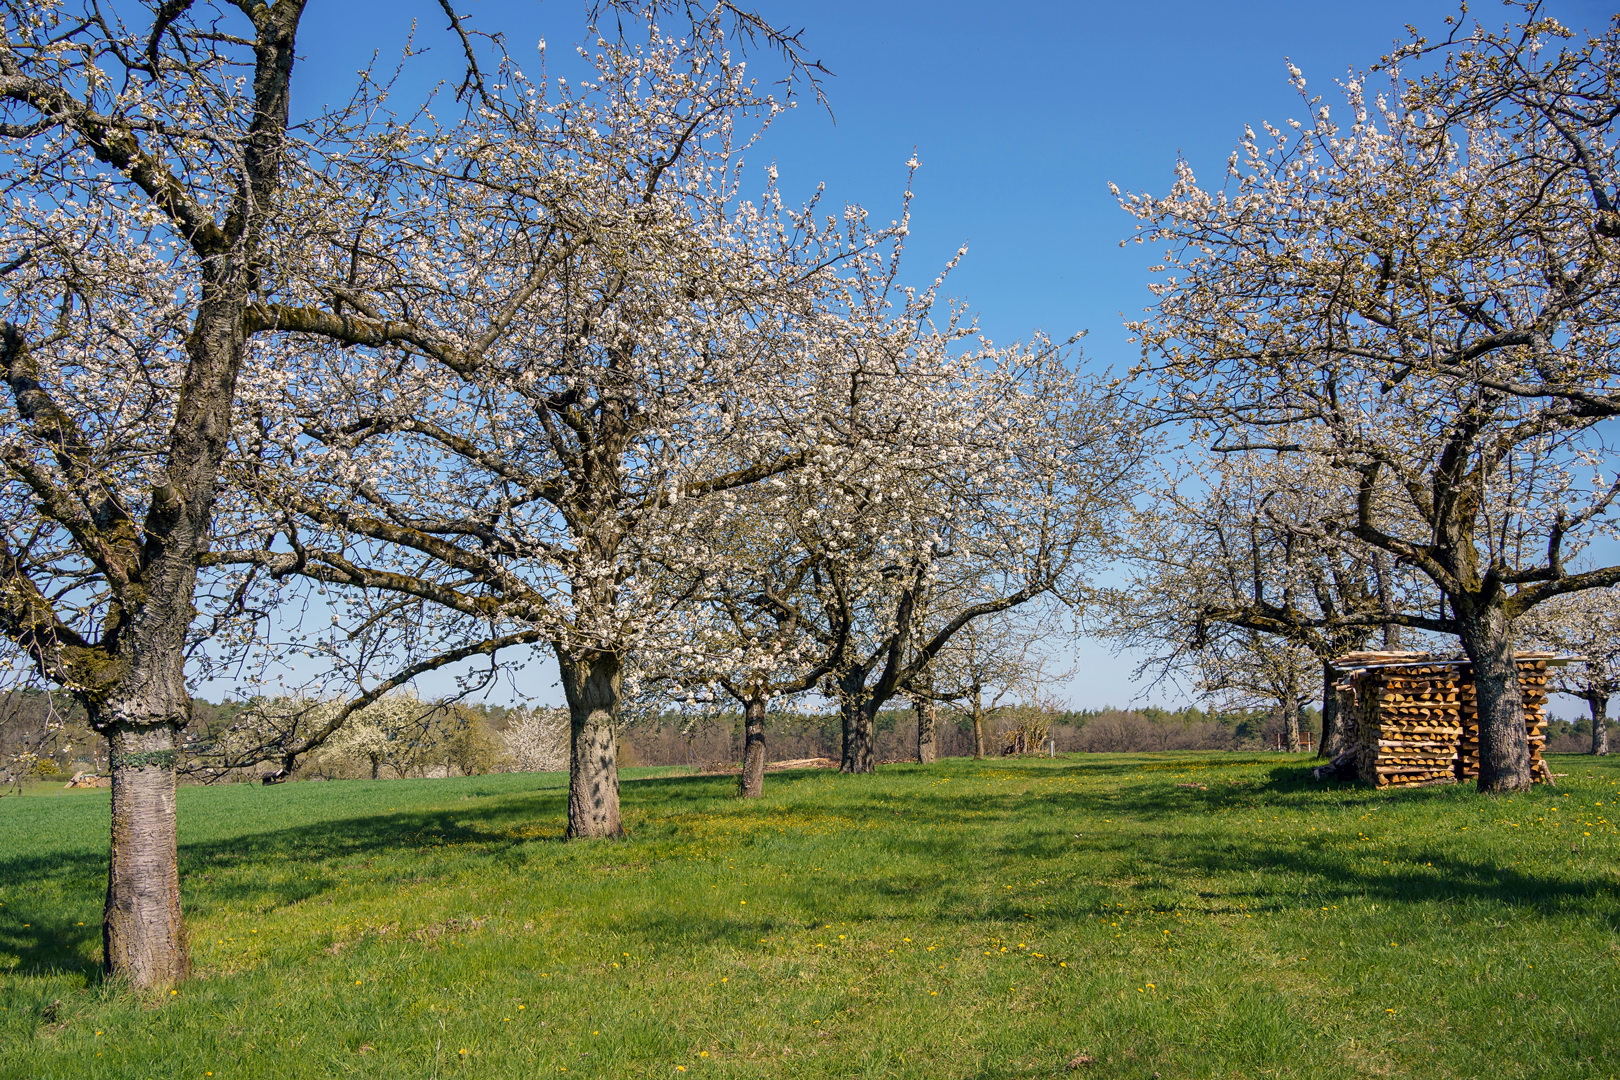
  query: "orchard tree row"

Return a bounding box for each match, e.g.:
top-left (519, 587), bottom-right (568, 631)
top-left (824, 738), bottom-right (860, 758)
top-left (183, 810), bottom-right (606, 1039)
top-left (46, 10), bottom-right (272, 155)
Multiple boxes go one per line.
top-left (0, 0), bottom-right (1137, 988)
top-left (3, 0), bottom-right (1620, 994)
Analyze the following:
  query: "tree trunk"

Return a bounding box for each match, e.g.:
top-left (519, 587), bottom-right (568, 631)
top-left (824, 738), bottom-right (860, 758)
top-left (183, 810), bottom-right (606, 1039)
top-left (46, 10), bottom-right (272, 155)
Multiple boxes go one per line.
top-left (915, 696), bottom-right (937, 765)
top-left (1283, 667), bottom-right (1301, 753)
top-left (1590, 694), bottom-right (1610, 756)
top-left (838, 669), bottom-right (875, 774)
top-left (0, 4), bottom-right (318, 991)
top-left (1457, 604), bottom-right (1533, 793)
top-left (840, 699), bottom-right (876, 774)
top-left (1317, 660), bottom-right (1347, 759)
top-left (738, 696), bottom-right (767, 798)
top-left (972, 689), bottom-right (986, 760)
top-left (558, 649), bottom-right (624, 838)
top-left (102, 718), bottom-right (188, 989)
top-left (369, 754), bottom-right (380, 780)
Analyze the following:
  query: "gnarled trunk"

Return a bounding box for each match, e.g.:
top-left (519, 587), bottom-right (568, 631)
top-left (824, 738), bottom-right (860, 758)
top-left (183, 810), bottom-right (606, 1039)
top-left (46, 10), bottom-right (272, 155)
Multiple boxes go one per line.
top-left (915, 695), bottom-right (937, 765)
top-left (840, 699), bottom-right (876, 774)
top-left (738, 696), bottom-right (767, 798)
top-left (559, 649), bottom-right (624, 838)
top-left (1457, 603), bottom-right (1533, 793)
top-left (102, 717), bottom-right (189, 989)
top-left (1590, 694), bottom-right (1610, 756)
top-left (837, 669), bottom-right (875, 774)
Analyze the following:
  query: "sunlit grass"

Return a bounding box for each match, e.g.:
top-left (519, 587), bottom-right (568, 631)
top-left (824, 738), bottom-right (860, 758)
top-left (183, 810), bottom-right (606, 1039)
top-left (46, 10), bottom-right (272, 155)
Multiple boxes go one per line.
top-left (3, 753), bottom-right (1618, 1078)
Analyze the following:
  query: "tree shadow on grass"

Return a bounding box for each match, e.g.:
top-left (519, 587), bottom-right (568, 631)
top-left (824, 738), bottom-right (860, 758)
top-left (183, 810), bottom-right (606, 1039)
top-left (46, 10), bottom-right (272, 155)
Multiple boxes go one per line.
top-left (839, 765), bottom-right (1620, 925)
top-left (7, 757), bottom-right (1610, 985)
top-left (0, 767), bottom-right (827, 957)
top-left (0, 915), bottom-right (100, 981)
top-left (0, 783), bottom-right (577, 925)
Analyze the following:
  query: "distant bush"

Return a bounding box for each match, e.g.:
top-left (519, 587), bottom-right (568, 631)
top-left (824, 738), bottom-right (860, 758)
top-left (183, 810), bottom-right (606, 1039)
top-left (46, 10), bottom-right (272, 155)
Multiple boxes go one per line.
top-left (25, 755), bottom-right (63, 780)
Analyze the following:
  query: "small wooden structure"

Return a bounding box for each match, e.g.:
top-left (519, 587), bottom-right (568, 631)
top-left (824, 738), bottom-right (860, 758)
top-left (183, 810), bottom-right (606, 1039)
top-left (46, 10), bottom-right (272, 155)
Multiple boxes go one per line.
top-left (1330, 651), bottom-right (1565, 788)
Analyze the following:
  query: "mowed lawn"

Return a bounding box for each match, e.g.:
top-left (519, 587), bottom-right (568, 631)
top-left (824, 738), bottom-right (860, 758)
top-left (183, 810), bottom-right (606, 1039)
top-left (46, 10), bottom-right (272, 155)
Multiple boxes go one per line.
top-left (3, 754), bottom-right (1619, 1080)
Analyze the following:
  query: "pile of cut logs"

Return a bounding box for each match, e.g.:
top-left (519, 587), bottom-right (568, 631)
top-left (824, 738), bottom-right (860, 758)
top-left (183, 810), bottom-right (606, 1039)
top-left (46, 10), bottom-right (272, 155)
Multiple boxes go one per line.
top-left (1333, 652), bottom-right (1555, 788)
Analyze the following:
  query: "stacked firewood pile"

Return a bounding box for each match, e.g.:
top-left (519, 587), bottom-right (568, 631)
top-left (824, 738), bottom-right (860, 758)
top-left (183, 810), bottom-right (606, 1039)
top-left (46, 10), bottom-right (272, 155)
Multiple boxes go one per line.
top-left (1332, 651), bottom-right (1558, 788)
top-left (1458, 659), bottom-right (1551, 779)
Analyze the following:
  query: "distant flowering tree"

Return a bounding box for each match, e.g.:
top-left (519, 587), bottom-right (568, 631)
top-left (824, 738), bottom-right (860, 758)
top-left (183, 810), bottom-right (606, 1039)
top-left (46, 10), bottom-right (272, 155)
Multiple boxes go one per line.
top-left (501, 706), bottom-right (571, 774)
top-left (637, 497), bottom-right (848, 797)
top-left (799, 336), bottom-right (1141, 775)
top-left (1191, 627), bottom-right (1320, 753)
top-left (207, 693), bottom-right (451, 780)
top-left (1118, 4), bottom-right (1620, 792)
top-left (1519, 589), bottom-right (1620, 756)
top-left (1102, 453), bottom-right (1438, 758)
top-left (641, 287), bottom-right (1140, 780)
top-left (911, 609), bottom-right (1064, 761)
top-left (212, 26), bottom-right (923, 835)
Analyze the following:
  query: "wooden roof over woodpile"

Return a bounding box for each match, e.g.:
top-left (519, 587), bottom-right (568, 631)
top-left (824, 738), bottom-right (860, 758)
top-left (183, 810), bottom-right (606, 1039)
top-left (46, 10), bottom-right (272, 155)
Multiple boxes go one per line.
top-left (1329, 650), bottom-right (1578, 675)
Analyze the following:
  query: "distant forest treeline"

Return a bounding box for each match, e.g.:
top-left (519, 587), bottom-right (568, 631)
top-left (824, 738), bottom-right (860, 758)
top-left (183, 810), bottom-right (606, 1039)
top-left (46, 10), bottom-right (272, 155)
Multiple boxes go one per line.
top-left (6, 688), bottom-right (1608, 786)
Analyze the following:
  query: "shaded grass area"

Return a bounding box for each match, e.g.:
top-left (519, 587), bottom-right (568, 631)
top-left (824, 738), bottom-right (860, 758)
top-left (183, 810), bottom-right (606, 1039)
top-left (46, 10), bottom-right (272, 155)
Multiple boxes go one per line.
top-left (2, 754), bottom-right (1619, 1079)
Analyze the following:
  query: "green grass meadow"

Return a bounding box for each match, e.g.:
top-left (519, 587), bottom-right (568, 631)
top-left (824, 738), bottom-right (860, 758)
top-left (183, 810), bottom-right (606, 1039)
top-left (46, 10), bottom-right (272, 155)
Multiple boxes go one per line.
top-left (3, 753), bottom-right (1619, 1079)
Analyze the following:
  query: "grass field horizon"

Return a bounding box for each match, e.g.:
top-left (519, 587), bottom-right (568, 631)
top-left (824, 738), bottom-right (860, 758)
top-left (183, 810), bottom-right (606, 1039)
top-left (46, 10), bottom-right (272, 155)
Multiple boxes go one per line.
top-left (3, 752), bottom-right (1618, 1078)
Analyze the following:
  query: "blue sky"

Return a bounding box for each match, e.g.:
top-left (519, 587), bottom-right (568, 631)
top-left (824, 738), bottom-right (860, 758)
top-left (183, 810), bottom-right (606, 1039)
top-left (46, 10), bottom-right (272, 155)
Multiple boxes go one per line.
top-left (268, 0), bottom-right (1613, 712)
